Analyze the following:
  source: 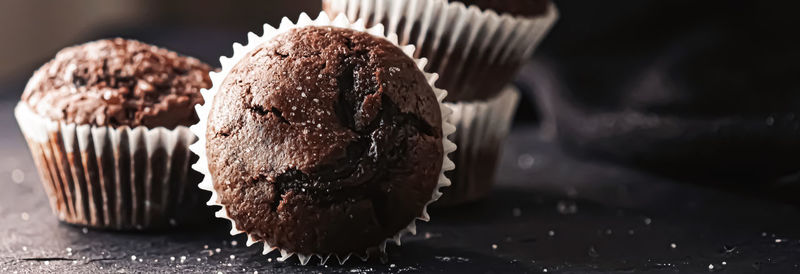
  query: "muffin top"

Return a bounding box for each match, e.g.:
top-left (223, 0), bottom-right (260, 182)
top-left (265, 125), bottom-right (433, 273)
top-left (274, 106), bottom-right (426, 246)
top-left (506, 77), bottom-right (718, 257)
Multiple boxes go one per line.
top-left (206, 26), bottom-right (443, 255)
top-left (450, 0), bottom-right (550, 17)
top-left (21, 38), bottom-right (212, 129)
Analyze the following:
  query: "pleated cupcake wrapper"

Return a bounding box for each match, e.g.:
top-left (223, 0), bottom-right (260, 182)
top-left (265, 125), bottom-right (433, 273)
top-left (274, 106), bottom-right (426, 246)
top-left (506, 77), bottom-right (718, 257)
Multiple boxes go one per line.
top-left (322, 0), bottom-right (558, 100)
top-left (14, 103), bottom-right (199, 230)
top-left (438, 86), bottom-right (519, 206)
top-left (189, 12), bottom-right (456, 265)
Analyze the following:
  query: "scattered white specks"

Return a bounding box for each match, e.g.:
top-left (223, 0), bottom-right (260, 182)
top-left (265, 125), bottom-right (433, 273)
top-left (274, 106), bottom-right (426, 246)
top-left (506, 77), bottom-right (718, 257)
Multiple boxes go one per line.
top-left (296, 86), bottom-right (303, 91)
top-left (231, 240), bottom-right (238, 247)
top-left (301, 92), bottom-right (307, 97)
top-left (389, 67), bottom-right (401, 73)
top-left (44, 261), bottom-right (49, 265)
top-left (670, 243), bottom-right (677, 249)
top-left (204, 245), bottom-right (209, 249)
top-left (775, 238), bottom-right (785, 243)
top-left (435, 256), bottom-right (470, 263)
top-left (131, 255), bottom-right (137, 261)
top-left (268, 258), bottom-right (273, 262)
top-left (491, 244), bottom-right (498, 250)
top-left (170, 256), bottom-right (175, 261)
top-left (215, 248), bottom-right (222, 253)
top-left (389, 264), bottom-right (396, 268)
top-left (313, 98), bottom-right (319, 103)
top-left (138, 259), bottom-right (143, 263)
top-left (291, 106), bottom-right (297, 111)
top-left (154, 259), bottom-right (159, 263)
top-left (548, 230), bottom-right (555, 237)
top-left (230, 255), bottom-right (236, 260)
top-left (180, 256), bottom-right (187, 263)
top-left (254, 271), bottom-right (259, 274)
top-left (66, 247), bottom-right (73, 254)
top-left (20, 212), bottom-right (29, 221)
top-left (708, 264), bottom-right (714, 270)
top-left (11, 169), bottom-right (24, 183)
top-left (517, 154), bottom-right (535, 169)
top-left (543, 268), bottom-right (548, 272)
top-left (557, 201), bottom-right (578, 214)
top-left (644, 217), bottom-right (652, 225)
top-left (197, 258), bottom-right (201, 262)
top-left (217, 272), bottom-right (224, 274)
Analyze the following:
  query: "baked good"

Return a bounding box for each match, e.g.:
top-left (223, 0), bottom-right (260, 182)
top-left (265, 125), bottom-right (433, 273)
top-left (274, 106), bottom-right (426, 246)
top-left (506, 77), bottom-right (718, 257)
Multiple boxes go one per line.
top-left (15, 38), bottom-right (212, 230)
top-left (204, 26), bottom-right (445, 256)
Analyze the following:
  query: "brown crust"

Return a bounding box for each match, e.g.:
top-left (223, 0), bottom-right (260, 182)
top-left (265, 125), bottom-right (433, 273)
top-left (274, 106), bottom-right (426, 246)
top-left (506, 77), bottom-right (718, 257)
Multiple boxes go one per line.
top-left (205, 26), bottom-right (443, 255)
top-left (21, 38), bottom-right (213, 129)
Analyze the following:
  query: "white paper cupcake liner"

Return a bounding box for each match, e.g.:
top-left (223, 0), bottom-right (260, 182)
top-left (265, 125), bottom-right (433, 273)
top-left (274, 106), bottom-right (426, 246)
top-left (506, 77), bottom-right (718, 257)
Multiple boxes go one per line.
top-left (189, 12), bottom-right (456, 265)
top-left (438, 86), bottom-right (519, 206)
top-left (322, 0), bottom-right (558, 101)
top-left (14, 103), bottom-right (203, 230)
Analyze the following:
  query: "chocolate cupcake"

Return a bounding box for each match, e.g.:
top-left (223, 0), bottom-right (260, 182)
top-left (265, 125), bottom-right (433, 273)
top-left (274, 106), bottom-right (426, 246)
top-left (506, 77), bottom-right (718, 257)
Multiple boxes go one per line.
top-left (191, 13), bottom-right (455, 264)
top-left (15, 38), bottom-right (213, 230)
top-left (322, 0), bottom-right (558, 101)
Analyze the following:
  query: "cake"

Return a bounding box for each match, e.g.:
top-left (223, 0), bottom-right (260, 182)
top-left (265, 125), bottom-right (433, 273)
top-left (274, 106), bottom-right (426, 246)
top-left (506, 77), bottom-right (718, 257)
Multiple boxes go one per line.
top-left (16, 38), bottom-right (212, 230)
top-left (203, 25), bottom-right (446, 257)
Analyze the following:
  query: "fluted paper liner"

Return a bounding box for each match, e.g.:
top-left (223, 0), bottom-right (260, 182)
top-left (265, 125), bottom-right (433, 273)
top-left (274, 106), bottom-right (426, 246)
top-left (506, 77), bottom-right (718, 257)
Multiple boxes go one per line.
top-left (189, 12), bottom-right (456, 265)
top-left (438, 86), bottom-right (519, 206)
top-left (14, 103), bottom-right (202, 230)
top-left (322, 0), bottom-right (558, 101)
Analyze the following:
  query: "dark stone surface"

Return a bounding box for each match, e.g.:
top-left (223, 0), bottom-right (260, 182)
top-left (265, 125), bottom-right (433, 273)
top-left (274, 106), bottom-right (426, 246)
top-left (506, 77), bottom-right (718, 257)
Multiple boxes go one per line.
top-left (2, 99), bottom-right (800, 273)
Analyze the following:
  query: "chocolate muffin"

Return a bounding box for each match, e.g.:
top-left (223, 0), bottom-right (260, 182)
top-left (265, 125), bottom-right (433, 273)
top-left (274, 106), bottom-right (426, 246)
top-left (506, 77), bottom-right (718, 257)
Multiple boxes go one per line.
top-left (450, 0), bottom-right (550, 17)
top-left (22, 38), bottom-right (209, 129)
top-left (16, 38), bottom-right (213, 230)
top-left (205, 26), bottom-right (444, 255)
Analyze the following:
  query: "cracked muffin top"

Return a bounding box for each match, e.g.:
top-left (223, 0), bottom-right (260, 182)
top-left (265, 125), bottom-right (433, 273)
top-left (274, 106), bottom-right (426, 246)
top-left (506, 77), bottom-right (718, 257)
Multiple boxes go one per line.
top-left (450, 0), bottom-right (550, 17)
top-left (205, 26), bottom-right (444, 255)
top-left (21, 38), bottom-right (212, 129)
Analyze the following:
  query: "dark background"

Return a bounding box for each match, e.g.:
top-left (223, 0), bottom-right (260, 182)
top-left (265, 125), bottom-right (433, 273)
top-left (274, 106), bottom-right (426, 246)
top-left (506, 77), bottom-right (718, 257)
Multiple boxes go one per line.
top-left (3, 0), bottom-right (800, 273)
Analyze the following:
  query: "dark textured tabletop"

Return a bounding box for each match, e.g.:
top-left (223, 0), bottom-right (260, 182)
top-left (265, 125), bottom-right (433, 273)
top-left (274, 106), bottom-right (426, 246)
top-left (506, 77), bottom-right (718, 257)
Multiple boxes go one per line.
top-left (1, 97), bottom-right (800, 274)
